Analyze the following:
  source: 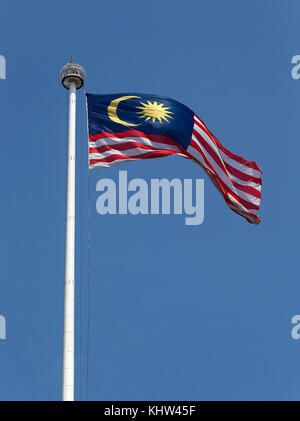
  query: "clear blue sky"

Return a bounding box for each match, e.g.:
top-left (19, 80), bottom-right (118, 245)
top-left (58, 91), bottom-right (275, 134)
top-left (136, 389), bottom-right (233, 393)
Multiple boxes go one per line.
top-left (0, 0), bottom-right (299, 401)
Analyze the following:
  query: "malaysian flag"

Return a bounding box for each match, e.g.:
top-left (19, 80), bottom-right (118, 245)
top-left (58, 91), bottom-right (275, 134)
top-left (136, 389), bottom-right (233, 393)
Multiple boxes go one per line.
top-left (86, 93), bottom-right (262, 224)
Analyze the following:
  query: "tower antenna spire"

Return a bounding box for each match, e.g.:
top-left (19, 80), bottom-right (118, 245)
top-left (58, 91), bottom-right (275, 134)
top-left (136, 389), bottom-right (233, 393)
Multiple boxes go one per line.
top-left (60, 59), bottom-right (86, 401)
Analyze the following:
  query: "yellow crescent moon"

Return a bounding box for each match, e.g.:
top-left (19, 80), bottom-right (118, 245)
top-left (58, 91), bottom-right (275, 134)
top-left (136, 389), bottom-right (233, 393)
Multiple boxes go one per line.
top-left (108, 95), bottom-right (141, 126)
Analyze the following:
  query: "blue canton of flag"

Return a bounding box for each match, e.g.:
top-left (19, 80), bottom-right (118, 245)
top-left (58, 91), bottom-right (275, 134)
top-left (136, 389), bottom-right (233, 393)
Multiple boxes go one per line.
top-left (86, 93), bottom-right (262, 224)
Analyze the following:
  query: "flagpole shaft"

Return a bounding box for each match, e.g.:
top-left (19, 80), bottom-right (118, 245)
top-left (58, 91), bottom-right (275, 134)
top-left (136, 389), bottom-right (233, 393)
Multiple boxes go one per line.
top-left (62, 81), bottom-right (76, 401)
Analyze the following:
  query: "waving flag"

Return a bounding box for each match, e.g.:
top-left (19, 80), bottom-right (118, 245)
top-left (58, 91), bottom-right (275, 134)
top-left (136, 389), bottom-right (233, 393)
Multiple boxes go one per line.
top-left (86, 93), bottom-right (262, 224)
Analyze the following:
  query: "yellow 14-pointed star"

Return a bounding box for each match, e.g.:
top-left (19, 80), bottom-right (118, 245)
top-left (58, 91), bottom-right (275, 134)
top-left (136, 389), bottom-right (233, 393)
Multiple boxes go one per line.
top-left (136, 100), bottom-right (173, 123)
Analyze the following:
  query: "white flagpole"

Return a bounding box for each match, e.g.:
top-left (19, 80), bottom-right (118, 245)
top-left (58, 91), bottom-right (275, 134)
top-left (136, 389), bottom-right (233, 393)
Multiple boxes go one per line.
top-left (60, 59), bottom-right (86, 401)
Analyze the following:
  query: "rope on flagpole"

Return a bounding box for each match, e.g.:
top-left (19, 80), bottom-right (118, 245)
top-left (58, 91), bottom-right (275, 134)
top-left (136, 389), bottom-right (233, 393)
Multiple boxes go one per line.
top-left (86, 168), bottom-right (91, 400)
top-left (86, 97), bottom-right (92, 400)
top-left (78, 88), bottom-right (85, 401)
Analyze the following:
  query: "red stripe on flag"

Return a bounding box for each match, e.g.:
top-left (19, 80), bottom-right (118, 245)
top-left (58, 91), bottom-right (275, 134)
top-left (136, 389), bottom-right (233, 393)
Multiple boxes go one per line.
top-left (89, 130), bottom-right (178, 147)
top-left (89, 149), bottom-right (179, 165)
